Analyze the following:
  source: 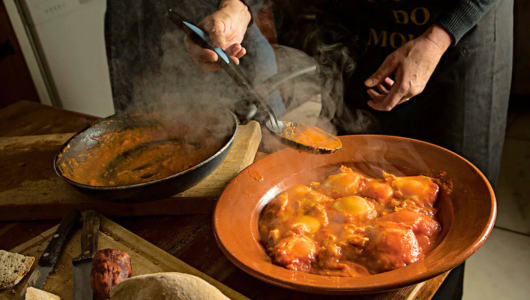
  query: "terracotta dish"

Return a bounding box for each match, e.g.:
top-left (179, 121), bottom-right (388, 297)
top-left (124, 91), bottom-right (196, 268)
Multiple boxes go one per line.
top-left (213, 135), bottom-right (496, 294)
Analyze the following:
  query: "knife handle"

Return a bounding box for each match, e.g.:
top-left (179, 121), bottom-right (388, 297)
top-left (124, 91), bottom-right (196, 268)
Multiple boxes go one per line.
top-left (78, 211), bottom-right (100, 261)
top-left (39, 209), bottom-right (82, 267)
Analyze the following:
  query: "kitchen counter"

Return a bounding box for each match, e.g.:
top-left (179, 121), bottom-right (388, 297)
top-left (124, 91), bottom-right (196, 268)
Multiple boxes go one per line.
top-left (0, 101), bottom-right (449, 300)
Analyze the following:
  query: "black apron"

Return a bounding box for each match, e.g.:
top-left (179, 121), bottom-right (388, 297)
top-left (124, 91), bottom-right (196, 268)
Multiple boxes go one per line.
top-left (318, 0), bottom-right (513, 190)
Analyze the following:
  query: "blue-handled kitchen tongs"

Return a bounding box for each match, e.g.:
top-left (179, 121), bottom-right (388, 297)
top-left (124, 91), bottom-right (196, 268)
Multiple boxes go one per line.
top-left (166, 9), bottom-right (283, 130)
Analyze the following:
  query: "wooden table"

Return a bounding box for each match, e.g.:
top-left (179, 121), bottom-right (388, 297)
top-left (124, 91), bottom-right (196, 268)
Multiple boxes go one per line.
top-left (0, 101), bottom-right (449, 300)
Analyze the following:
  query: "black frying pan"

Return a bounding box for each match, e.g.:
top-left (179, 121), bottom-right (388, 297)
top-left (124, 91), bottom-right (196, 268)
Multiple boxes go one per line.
top-left (54, 104), bottom-right (238, 203)
top-left (54, 57), bottom-right (317, 203)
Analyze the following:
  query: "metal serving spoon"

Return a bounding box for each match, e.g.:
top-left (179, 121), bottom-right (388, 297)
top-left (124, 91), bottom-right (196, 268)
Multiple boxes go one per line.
top-left (167, 9), bottom-right (342, 154)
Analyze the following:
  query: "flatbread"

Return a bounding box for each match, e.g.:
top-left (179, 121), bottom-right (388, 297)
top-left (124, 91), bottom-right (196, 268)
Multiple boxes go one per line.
top-left (0, 250), bottom-right (35, 289)
top-left (25, 287), bottom-right (61, 300)
top-left (110, 272), bottom-right (229, 300)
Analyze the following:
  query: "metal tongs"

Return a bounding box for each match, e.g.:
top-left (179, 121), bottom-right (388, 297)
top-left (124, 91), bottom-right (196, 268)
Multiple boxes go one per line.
top-left (167, 9), bottom-right (341, 154)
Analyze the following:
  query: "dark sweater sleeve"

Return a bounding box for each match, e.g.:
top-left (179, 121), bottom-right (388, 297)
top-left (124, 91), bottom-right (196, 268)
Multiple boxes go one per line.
top-left (241, 0), bottom-right (264, 25)
top-left (436, 0), bottom-right (498, 45)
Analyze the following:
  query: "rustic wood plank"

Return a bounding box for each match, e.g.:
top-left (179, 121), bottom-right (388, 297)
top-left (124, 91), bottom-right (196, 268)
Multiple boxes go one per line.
top-left (0, 221), bottom-right (57, 250)
top-left (0, 212), bottom-right (248, 300)
top-left (411, 272), bottom-right (450, 300)
top-left (0, 122), bottom-right (261, 221)
top-left (0, 101), bottom-right (98, 137)
top-left (0, 133), bottom-right (74, 150)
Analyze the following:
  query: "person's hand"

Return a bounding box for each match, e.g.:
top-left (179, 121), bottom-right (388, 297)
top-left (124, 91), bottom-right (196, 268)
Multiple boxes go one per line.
top-left (365, 24), bottom-right (453, 111)
top-left (184, 0), bottom-right (251, 72)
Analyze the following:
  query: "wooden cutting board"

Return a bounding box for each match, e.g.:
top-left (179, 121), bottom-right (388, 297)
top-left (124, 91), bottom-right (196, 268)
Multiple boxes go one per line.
top-left (0, 211), bottom-right (247, 300)
top-left (0, 122), bottom-right (261, 221)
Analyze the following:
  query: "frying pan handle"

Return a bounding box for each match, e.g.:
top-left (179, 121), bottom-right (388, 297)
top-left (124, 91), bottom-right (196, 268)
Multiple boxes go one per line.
top-left (230, 101), bottom-right (258, 125)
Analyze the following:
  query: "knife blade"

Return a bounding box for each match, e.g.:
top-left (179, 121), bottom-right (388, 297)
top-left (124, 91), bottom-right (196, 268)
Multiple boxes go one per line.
top-left (17, 209), bottom-right (82, 299)
top-left (73, 211), bottom-right (100, 300)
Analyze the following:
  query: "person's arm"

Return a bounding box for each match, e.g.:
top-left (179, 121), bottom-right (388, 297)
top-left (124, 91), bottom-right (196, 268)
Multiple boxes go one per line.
top-left (437, 0), bottom-right (498, 44)
top-left (364, 24), bottom-right (452, 111)
top-left (365, 0), bottom-right (499, 111)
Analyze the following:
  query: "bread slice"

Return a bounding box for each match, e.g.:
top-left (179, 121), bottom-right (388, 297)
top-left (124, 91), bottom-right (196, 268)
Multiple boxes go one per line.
top-left (25, 287), bottom-right (61, 300)
top-left (0, 250), bottom-right (35, 289)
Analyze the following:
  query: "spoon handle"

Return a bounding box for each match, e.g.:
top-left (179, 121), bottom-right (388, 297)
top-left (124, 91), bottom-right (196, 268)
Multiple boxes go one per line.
top-left (166, 9), bottom-right (280, 127)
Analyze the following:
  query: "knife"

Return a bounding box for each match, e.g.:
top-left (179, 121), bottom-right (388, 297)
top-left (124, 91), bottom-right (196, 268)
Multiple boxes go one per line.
top-left (72, 211), bottom-right (100, 300)
top-left (17, 209), bottom-right (82, 300)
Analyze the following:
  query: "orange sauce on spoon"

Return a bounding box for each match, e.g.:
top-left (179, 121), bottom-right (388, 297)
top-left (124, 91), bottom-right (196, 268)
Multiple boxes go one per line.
top-left (279, 122), bottom-right (342, 153)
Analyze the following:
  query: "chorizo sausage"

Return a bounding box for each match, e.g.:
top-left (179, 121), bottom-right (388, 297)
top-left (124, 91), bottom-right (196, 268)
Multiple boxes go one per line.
top-left (90, 249), bottom-right (132, 300)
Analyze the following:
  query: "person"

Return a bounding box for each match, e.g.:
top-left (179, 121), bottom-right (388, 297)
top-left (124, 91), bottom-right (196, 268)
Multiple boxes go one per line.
top-left (184, 0), bottom-right (513, 299)
top-left (104, 0), bottom-right (285, 116)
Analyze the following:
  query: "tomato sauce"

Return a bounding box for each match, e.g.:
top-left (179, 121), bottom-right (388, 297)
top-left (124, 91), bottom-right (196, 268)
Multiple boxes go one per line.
top-left (59, 119), bottom-right (229, 187)
top-left (258, 166), bottom-right (441, 277)
top-left (249, 170), bottom-right (264, 181)
top-left (278, 122), bottom-right (342, 152)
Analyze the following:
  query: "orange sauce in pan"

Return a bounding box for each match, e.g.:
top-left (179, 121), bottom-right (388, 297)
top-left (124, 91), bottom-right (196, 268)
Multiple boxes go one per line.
top-left (279, 122), bottom-right (342, 152)
top-left (258, 166), bottom-right (441, 277)
top-left (59, 121), bottom-right (229, 187)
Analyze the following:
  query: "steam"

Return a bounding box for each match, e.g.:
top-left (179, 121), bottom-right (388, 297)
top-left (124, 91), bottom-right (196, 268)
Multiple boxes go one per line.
top-left (125, 30), bottom-right (241, 114)
top-left (105, 1), bottom-right (375, 149)
top-left (106, 1), bottom-right (242, 116)
top-left (99, 1), bottom-right (440, 215)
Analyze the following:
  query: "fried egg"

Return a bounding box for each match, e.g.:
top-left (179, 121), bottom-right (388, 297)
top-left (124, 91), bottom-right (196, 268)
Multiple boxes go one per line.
top-left (333, 196), bottom-right (376, 220)
top-left (322, 168), bottom-right (365, 198)
top-left (391, 175), bottom-right (439, 206)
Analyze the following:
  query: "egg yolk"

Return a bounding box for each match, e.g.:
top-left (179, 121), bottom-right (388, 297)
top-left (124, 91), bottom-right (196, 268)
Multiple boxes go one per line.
top-left (392, 176), bottom-right (439, 206)
top-left (273, 235), bottom-right (317, 271)
top-left (361, 181), bottom-right (394, 203)
top-left (395, 177), bottom-right (427, 198)
top-left (285, 185), bottom-right (311, 198)
top-left (333, 196), bottom-right (373, 217)
top-left (294, 216), bottom-right (321, 234)
top-left (323, 172), bottom-right (364, 197)
top-left (291, 238), bottom-right (317, 258)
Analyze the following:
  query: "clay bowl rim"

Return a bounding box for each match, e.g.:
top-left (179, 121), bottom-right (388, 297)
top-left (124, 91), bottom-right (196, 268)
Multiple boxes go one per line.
top-left (213, 134), bottom-right (496, 294)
